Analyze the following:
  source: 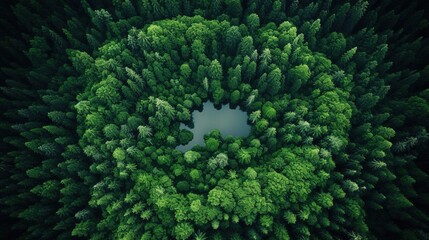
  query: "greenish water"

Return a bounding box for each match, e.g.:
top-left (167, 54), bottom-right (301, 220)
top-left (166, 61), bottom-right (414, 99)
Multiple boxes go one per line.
top-left (176, 101), bottom-right (251, 151)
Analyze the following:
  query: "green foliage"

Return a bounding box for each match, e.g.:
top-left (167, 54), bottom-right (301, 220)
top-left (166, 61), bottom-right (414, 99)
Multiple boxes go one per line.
top-left (244, 167), bottom-right (257, 180)
top-left (137, 125), bottom-right (152, 139)
top-left (205, 137), bottom-right (220, 152)
top-left (225, 26), bottom-right (242, 54)
top-left (267, 67), bottom-right (282, 95)
top-left (247, 14), bottom-right (260, 34)
top-left (174, 222), bottom-right (194, 240)
top-left (112, 148), bottom-right (126, 161)
top-left (287, 64), bottom-right (311, 93)
top-left (262, 104), bottom-right (277, 120)
top-left (190, 169), bottom-right (202, 181)
top-left (179, 129), bottom-right (194, 145)
top-left (1, 1), bottom-right (429, 240)
top-left (184, 151), bottom-right (201, 164)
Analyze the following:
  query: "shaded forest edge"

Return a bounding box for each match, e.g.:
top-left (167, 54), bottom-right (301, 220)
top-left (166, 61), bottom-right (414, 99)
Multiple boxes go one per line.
top-left (1, 0), bottom-right (429, 239)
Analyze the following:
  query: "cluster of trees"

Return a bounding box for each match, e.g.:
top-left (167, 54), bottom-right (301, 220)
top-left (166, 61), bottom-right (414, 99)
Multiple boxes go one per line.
top-left (0, 0), bottom-right (428, 239)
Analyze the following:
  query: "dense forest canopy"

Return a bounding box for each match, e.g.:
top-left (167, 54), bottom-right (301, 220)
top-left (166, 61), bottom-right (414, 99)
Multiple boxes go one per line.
top-left (0, 0), bottom-right (428, 239)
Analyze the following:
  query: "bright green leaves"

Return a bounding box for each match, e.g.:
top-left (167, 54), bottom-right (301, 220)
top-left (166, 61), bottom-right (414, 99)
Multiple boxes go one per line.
top-left (264, 147), bottom-right (321, 208)
top-left (339, 46), bottom-right (358, 65)
top-left (324, 135), bottom-right (346, 153)
top-left (208, 59), bottom-right (223, 82)
top-left (287, 64), bottom-right (311, 93)
top-left (68, 50), bottom-right (94, 73)
top-left (191, 40), bottom-right (207, 64)
top-left (314, 89), bottom-right (352, 137)
top-left (249, 110), bottom-right (261, 123)
top-left (96, 83), bottom-right (121, 105)
top-left (157, 155), bottom-right (172, 165)
top-left (2, 0), bottom-right (429, 239)
top-left (92, 9), bottom-right (112, 30)
top-left (225, 26), bottom-right (242, 53)
top-left (283, 211), bottom-right (297, 224)
top-left (246, 13), bottom-right (260, 34)
top-left (180, 63), bottom-right (192, 79)
top-left (137, 125), bottom-right (153, 139)
top-left (237, 148), bottom-right (251, 165)
top-left (184, 151), bottom-right (201, 164)
top-left (265, 171), bottom-right (290, 205)
top-left (186, 23), bottom-right (213, 44)
top-left (72, 220), bottom-right (94, 237)
top-left (234, 180), bottom-right (268, 224)
top-left (206, 177), bottom-right (275, 226)
top-left (230, 89), bottom-right (241, 104)
top-left (103, 124), bottom-right (120, 139)
top-left (255, 119), bottom-right (269, 133)
top-left (267, 67), bottom-right (282, 95)
top-left (190, 169), bottom-right (202, 181)
top-left (208, 153), bottom-right (229, 170)
top-left (259, 215), bottom-right (274, 234)
top-left (244, 167), bottom-right (257, 180)
top-left (211, 80), bottom-right (225, 105)
top-left (316, 192), bottom-right (334, 208)
top-left (207, 187), bottom-right (235, 212)
top-left (262, 104), bottom-right (277, 120)
top-left (227, 65), bottom-right (241, 90)
top-left (205, 137), bottom-right (220, 152)
top-left (239, 36), bottom-right (255, 57)
top-left (190, 199), bottom-right (202, 212)
top-left (174, 222), bottom-right (194, 240)
top-left (153, 97), bottom-right (176, 122)
top-left (314, 73), bottom-right (335, 91)
top-left (113, 148), bottom-right (126, 161)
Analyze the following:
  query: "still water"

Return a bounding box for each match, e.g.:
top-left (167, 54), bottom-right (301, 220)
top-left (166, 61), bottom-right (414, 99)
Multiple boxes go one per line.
top-left (176, 101), bottom-right (251, 151)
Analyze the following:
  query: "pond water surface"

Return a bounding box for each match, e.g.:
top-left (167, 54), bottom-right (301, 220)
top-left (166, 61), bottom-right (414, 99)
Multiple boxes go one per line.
top-left (176, 101), bottom-right (251, 151)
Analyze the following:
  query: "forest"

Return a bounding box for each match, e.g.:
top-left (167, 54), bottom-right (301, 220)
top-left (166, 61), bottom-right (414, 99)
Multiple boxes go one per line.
top-left (0, 0), bottom-right (429, 239)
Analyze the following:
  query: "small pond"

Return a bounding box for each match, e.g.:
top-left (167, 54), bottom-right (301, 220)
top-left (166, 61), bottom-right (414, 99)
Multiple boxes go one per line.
top-left (176, 101), bottom-right (251, 151)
